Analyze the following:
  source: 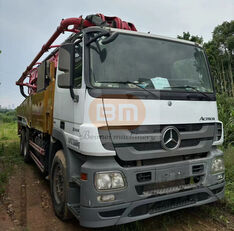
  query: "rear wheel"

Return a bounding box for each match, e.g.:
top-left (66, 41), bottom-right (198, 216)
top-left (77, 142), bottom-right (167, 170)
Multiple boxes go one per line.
top-left (20, 129), bottom-right (25, 156)
top-left (51, 150), bottom-right (72, 220)
top-left (23, 128), bottom-right (31, 163)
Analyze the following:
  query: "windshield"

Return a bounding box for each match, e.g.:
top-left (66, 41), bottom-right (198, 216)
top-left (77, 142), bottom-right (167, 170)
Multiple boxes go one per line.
top-left (89, 33), bottom-right (213, 93)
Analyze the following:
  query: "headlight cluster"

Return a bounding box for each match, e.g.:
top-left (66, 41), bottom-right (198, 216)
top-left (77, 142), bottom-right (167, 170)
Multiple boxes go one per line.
top-left (211, 157), bottom-right (225, 174)
top-left (95, 172), bottom-right (126, 191)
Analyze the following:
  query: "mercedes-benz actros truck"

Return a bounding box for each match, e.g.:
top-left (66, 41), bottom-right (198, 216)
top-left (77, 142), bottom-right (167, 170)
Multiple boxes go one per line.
top-left (16, 14), bottom-right (225, 228)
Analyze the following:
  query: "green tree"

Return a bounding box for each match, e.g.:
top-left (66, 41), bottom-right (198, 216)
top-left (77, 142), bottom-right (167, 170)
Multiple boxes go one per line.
top-left (178, 21), bottom-right (234, 97)
top-left (177, 32), bottom-right (203, 45)
top-left (211, 21), bottom-right (234, 96)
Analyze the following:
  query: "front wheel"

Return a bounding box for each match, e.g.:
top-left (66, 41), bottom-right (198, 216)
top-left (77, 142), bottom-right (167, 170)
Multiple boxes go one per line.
top-left (50, 150), bottom-right (72, 220)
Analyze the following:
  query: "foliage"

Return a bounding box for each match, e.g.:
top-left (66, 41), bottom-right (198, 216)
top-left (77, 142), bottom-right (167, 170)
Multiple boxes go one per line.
top-left (177, 32), bottom-right (203, 45)
top-left (0, 109), bottom-right (17, 123)
top-left (224, 146), bottom-right (234, 212)
top-left (178, 20), bottom-right (234, 97)
top-left (204, 20), bottom-right (234, 97)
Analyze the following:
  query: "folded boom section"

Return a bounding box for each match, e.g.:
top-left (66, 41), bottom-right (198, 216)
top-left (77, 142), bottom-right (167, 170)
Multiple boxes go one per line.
top-left (16, 13), bottom-right (137, 97)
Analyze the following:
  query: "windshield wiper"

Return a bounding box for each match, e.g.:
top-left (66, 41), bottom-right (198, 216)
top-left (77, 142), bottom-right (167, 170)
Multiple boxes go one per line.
top-left (96, 81), bottom-right (159, 99)
top-left (164, 85), bottom-right (211, 100)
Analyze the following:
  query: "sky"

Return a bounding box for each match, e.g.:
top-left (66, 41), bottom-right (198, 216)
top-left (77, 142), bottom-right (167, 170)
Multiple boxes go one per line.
top-left (0, 0), bottom-right (233, 108)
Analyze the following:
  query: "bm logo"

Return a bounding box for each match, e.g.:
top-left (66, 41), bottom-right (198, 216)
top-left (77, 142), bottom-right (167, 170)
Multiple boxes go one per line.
top-left (89, 96), bottom-right (146, 126)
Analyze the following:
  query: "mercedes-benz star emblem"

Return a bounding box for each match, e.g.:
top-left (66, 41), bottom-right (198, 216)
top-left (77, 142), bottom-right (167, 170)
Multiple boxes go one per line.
top-left (161, 126), bottom-right (181, 150)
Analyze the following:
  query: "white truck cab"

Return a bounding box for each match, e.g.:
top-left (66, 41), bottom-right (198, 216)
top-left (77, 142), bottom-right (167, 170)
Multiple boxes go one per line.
top-left (51, 27), bottom-right (224, 227)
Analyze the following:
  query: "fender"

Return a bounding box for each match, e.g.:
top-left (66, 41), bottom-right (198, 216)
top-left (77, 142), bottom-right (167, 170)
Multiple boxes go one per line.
top-left (50, 127), bottom-right (87, 179)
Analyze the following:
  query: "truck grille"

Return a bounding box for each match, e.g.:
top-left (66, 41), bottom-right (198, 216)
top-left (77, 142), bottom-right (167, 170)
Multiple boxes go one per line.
top-left (99, 123), bottom-right (215, 163)
top-left (135, 177), bottom-right (203, 197)
top-left (122, 138), bottom-right (210, 151)
top-left (141, 153), bottom-right (208, 166)
top-left (130, 123), bottom-right (203, 134)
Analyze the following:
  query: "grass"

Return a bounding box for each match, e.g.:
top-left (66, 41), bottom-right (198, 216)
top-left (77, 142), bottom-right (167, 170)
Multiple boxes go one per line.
top-left (223, 146), bottom-right (234, 212)
top-left (0, 122), bottom-right (22, 195)
top-left (0, 121), bottom-right (19, 141)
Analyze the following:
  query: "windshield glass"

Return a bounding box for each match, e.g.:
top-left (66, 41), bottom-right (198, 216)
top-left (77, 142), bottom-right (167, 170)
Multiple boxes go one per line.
top-left (89, 33), bottom-right (213, 93)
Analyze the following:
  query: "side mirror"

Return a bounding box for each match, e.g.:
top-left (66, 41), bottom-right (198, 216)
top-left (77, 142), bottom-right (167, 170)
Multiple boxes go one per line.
top-left (58, 43), bottom-right (75, 88)
top-left (37, 61), bottom-right (46, 92)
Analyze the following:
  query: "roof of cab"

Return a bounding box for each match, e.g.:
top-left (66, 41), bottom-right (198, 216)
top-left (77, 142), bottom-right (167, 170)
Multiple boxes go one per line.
top-left (107, 27), bottom-right (202, 48)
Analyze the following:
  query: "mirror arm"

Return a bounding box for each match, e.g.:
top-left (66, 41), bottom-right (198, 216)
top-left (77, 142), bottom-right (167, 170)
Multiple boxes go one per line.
top-left (69, 87), bottom-right (79, 102)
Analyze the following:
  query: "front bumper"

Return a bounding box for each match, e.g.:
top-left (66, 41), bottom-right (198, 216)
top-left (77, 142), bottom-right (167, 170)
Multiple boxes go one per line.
top-left (77, 182), bottom-right (224, 228)
top-left (72, 148), bottom-right (225, 228)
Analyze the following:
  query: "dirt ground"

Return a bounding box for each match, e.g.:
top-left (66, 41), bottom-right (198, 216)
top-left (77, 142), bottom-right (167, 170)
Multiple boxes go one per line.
top-left (0, 163), bottom-right (234, 231)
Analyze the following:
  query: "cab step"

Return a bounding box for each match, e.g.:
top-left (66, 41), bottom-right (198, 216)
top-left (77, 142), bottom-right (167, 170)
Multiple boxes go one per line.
top-left (67, 203), bottom-right (80, 219)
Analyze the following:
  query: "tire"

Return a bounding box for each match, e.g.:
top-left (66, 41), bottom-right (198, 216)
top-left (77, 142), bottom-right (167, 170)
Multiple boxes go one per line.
top-left (50, 150), bottom-right (72, 220)
top-left (20, 129), bottom-right (25, 156)
top-left (23, 128), bottom-right (31, 163)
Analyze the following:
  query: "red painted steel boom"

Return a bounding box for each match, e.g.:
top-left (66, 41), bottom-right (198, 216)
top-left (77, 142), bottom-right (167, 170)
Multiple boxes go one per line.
top-left (16, 17), bottom-right (92, 86)
top-left (16, 14), bottom-right (137, 95)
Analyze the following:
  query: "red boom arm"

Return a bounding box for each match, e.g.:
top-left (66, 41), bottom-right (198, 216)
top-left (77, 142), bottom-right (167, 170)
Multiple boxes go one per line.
top-left (16, 14), bottom-right (137, 95)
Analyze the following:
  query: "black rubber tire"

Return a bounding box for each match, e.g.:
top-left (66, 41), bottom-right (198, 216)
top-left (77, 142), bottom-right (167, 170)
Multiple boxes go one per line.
top-left (50, 150), bottom-right (72, 221)
top-left (20, 129), bottom-right (25, 156)
top-left (23, 128), bottom-right (31, 163)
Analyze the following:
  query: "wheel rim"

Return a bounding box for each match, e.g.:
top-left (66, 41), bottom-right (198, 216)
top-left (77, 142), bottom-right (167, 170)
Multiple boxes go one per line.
top-left (53, 164), bottom-right (64, 204)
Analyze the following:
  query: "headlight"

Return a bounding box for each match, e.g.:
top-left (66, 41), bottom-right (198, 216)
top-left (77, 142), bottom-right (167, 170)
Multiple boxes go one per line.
top-left (95, 172), bottom-right (126, 191)
top-left (211, 157), bottom-right (225, 174)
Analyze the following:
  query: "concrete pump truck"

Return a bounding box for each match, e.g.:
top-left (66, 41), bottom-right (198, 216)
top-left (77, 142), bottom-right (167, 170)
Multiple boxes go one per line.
top-left (16, 14), bottom-right (225, 228)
